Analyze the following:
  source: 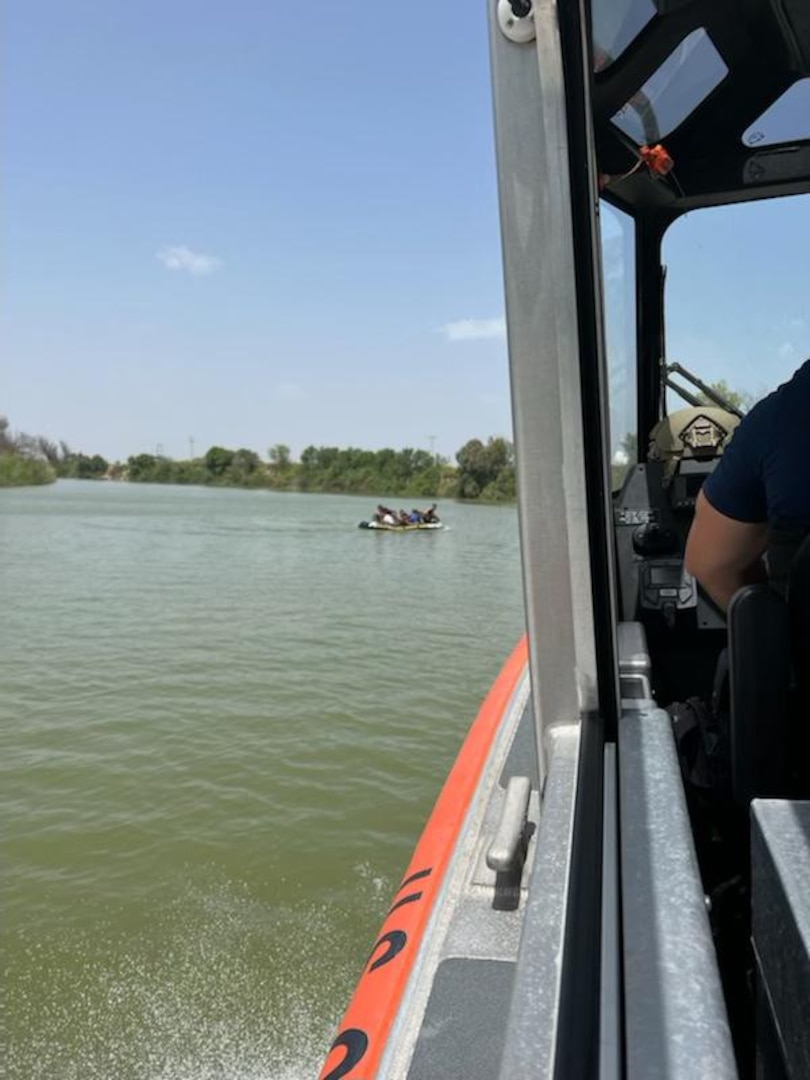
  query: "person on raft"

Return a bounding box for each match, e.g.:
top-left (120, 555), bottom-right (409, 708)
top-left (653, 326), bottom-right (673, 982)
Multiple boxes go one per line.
top-left (371, 504), bottom-right (440, 526)
top-left (375, 504), bottom-right (398, 525)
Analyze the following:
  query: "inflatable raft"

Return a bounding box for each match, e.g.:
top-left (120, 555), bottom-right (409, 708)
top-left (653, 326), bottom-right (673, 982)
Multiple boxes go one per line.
top-left (358, 521), bottom-right (443, 531)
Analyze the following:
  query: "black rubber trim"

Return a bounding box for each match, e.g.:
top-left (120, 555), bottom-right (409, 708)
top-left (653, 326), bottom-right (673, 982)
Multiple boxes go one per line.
top-left (556, 0), bottom-right (619, 741)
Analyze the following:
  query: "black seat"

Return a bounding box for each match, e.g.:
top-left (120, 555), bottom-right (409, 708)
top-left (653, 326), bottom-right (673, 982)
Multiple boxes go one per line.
top-left (727, 532), bottom-right (810, 807)
top-left (786, 535), bottom-right (810, 791)
top-left (727, 585), bottom-right (791, 807)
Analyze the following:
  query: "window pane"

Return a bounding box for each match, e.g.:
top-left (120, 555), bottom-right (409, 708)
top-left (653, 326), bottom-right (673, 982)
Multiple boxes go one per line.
top-left (743, 77), bottom-right (810, 147)
top-left (662, 196), bottom-right (810, 415)
top-left (612, 28), bottom-right (728, 144)
top-left (600, 203), bottom-right (637, 489)
top-left (592, 0), bottom-right (656, 72)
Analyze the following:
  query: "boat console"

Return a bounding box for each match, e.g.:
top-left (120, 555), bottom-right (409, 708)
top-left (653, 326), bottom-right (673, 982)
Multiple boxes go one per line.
top-left (613, 406), bottom-right (740, 702)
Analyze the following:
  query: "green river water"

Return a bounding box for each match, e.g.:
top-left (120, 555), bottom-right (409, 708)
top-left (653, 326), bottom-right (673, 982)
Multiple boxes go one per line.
top-left (2, 480), bottom-right (524, 1080)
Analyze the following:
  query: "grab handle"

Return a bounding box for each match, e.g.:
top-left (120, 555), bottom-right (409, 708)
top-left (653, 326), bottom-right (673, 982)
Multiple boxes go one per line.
top-left (486, 775), bottom-right (531, 873)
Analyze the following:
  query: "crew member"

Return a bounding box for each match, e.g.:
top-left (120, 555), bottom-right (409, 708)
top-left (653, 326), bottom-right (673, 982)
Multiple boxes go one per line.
top-left (685, 360), bottom-right (810, 609)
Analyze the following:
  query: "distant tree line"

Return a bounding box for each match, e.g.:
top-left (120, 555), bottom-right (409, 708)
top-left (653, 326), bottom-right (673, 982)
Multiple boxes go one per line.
top-left (455, 437), bottom-right (516, 500)
top-left (0, 413), bottom-right (517, 501)
top-left (122, 437), bottom-right (516, 502)
top-left (0, 415), bottom-right (57, 487)
top-left (0, 414), bottom-right (116, 487)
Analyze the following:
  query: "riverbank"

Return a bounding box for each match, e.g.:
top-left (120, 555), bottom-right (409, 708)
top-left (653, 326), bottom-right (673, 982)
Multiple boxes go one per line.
top-left (119, 440), bottom-right (517, 503)
top-left (104, 471), bottom-right (517, 504)
top-left (0, 454), bottom-right (56, 487)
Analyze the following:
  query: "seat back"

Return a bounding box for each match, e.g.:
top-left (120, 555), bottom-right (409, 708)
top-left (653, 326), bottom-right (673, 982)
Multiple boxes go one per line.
top-left (788, 534), bottom-right (810, 663)
top-left (727, 585), bottom-right (791, 807)
top-left (727, 530), bottom-right (810, 805)
top-left (787, 535), bottom-right (810, 794)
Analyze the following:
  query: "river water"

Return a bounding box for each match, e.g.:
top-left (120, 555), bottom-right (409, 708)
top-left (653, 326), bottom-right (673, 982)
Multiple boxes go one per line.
top-left (2, 480), bottom-right (524, 1080)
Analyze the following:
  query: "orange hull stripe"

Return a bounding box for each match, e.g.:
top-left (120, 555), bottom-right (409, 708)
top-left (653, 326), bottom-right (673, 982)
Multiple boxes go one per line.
top-left (320, 636), bottom-right (529, 1080)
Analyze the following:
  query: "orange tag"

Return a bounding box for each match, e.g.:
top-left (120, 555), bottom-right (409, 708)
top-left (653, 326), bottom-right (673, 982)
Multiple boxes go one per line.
top-left (640, 143), bottom-right (674, 176)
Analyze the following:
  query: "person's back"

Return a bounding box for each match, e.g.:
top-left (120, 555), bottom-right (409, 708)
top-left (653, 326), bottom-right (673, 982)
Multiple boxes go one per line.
top-left (702, 360), bottom-right (810, 529)
top-left (685, 359), bottom-right (810, 608)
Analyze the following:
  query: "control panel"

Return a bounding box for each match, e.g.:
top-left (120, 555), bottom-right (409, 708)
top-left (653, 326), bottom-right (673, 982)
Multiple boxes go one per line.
top-left (639, 559), bottom-right (697, 612)
top-left (613, 461), bottom-right (724, 631)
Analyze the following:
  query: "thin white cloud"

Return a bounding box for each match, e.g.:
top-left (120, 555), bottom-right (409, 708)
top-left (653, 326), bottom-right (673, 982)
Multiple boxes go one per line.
top-left (277, 381), bottom-right (305, 401)
top-left (777, 341), bottom-right (796, 359)
top-left (439, 317), bottom-right (506, 342)
top-left (157, 245), bottom-right (222, 276)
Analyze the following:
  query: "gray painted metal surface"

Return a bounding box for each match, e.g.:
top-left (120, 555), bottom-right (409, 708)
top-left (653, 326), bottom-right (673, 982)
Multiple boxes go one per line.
top-left (497, 725), bottom-right (582, 1079)
top-left (751, 800), bottom-right (810, 1079)
top-left (618, 621), bottom-right (653, 700)
top-left (600, 743), bottom-right (621, 1080)
top-left (619, 709), bottom-right (737, 1079)
top-left (378, 672), bottom-right (534, 1078)
top-left (489, 0), bottom-right (598, 779)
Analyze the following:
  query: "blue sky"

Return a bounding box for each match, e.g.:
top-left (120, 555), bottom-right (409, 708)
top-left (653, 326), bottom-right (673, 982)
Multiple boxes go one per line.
top-left (4, 1), bottom-right (809, 463)
top-left (663, 197), bottom-right (809, 404)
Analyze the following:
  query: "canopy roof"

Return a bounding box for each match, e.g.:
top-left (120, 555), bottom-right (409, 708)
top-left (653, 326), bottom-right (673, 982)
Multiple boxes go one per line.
top-left (592, 0), bottom-right (810, 216)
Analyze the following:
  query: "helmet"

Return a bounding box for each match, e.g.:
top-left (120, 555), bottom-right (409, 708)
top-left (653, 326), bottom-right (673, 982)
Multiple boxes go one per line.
top-left (648, 406), bottom-right (741, 480)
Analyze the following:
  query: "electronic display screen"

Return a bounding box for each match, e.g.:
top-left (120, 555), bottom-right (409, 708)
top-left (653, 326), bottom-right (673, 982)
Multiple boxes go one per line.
top-left (649, 565), bottom-right (682, 586)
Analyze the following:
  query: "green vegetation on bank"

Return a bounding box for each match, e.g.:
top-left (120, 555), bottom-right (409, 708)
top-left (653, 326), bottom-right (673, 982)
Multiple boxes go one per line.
top-left (56, 451), bottom-right (110, 479)
top-left (0, 453), bottom-right (56, 487)
top-left (0, 415), bottom-right (115, 487)
top-left (0, 416), bottom-right (57, 487)
top-left (0, 413), bottom-right (517, 501)
top-left (124, 437), bottom-right (517, 502)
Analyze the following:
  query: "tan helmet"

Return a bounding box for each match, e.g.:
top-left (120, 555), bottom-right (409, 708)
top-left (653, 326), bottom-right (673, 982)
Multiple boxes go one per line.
top-left (648, 406), bottom-right (741, 480)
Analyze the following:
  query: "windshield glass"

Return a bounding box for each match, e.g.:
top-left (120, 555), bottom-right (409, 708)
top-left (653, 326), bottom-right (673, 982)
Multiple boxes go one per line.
top-left (662, 195), bottom-right (810, 414)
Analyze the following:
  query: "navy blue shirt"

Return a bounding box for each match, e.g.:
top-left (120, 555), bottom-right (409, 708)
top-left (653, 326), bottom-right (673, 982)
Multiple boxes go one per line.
top-left (703, 359), bottom-right (810, 527)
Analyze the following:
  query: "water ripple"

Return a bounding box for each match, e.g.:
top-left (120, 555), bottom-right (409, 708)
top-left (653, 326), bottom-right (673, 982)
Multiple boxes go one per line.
top-left (2, 481), bottom-right (524, 1078)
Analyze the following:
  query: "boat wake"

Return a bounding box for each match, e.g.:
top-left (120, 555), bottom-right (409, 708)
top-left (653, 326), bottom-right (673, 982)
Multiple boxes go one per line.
top-left (6, 872), bottom-right (373, 1080)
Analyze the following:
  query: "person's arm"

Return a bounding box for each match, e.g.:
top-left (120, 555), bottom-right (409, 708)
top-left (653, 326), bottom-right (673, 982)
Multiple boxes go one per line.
top-left (684, 490), bottom-right (768, 610)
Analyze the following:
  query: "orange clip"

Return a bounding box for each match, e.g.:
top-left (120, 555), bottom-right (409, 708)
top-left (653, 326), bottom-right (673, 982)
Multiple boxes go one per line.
top-left (639, 143), bottom-right (674, 176)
